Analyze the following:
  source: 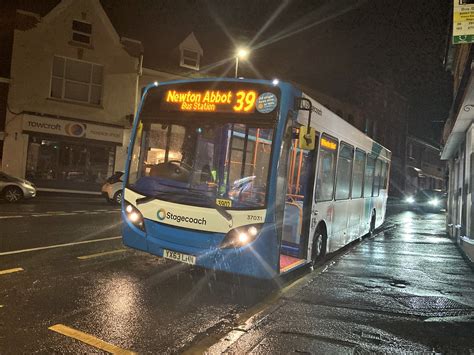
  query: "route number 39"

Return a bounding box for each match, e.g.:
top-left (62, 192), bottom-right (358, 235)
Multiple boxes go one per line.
top-left (233, 91), bottom-right (257, 112)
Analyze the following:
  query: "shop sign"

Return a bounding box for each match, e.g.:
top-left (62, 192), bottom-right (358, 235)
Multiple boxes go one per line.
top-left (22, 115), bottom-right (123, 144)
top-left (453, 0), bottom-right (474, 44)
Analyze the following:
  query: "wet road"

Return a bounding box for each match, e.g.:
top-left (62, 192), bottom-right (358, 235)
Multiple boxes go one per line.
top-left (1, 197), bottom-right (473, 353)
top-left (0, 196), bottom-right (272, 353)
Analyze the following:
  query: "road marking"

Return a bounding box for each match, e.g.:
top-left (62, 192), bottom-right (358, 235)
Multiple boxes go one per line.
top-left (71, 210), bottom-right (88, 213)
top-left (77, 249), bottom-right (127, 260)
top-left (32, 214), bottom-right (52, 217)
top-left (0, 236), bottom-right (122, 256)
top-left (0, 215), bottom-right (23, 219)
top-left (46, 211), bottom-right (66, 214)
top-left (49, 324), bottom-right (135, 355)
top-left (0, 267), bottom-right (24, 275)
top-left (51, 212), bottom-right (78, 216)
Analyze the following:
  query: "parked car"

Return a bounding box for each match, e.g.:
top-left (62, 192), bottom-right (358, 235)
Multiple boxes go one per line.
top-left (101, 171), bottom-right (124, 204)
top-left (404, 189), bottom-right (447, 212)
top-left (0, 172), bottom-right (37, 203)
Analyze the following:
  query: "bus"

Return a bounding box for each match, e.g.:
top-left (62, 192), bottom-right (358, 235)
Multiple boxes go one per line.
top-left (122, 78), bottom-right (391, 279)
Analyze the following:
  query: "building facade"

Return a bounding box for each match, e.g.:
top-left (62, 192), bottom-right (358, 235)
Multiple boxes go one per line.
top-left (405, 135), bottom-right (446, 195)
top-left (442, 41), bottom-right (474, 262)
top-left (2, 0), bottom-right (142, 193)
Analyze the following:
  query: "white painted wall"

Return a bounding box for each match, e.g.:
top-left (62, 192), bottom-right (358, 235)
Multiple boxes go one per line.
top-left (3, 0), bottom-right (139, 178)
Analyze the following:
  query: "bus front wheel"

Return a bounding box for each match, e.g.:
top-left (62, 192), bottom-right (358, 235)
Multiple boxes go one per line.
top-left (311, 227), bottom-right (327, 266)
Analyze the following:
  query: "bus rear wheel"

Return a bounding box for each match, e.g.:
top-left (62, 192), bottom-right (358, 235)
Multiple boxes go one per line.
top-left (311, 228), bottom-right (327, 267)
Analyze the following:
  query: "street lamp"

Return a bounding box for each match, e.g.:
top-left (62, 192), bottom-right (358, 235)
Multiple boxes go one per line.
top-left (235, 47), bottom-right (249, 78)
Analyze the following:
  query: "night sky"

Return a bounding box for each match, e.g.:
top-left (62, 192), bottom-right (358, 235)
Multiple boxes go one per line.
top-left (15, 0), bottom-right (454, 142)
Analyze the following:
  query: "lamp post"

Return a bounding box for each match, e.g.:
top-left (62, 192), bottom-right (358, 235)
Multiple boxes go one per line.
top-left (235, 47), bottom-right (249, 78)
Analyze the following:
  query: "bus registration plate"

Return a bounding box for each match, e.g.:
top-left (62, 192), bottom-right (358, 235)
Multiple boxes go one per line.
top-left (163, 249), bottom-right (196, 265)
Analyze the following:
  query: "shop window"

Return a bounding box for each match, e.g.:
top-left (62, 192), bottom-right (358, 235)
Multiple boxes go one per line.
top-left (51, 56), bottom-right (103, 105)
top-left (26, 136), bottom-right (115, 190)
top-left (72, 20), bottom-right (92, 45)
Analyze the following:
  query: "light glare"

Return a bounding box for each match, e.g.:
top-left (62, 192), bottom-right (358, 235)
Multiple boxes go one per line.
top-left (125, 205), bottom-right (133, 213)
top-left (129, 212), bottom-right (140, 223)
top-left (238, 232), bottom-right (249, 244)
top-left (272, 79), bottom-right (279, 85)
top-left (248, 226), bottom-right (258, 237)
top-left (237, 48), bottom-right (249, 59)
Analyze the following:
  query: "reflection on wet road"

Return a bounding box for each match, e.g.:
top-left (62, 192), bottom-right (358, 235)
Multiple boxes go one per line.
top-left (1, 198), bottom-right (473, 353)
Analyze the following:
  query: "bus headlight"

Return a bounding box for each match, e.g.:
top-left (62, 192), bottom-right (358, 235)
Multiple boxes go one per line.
top-left (405, 196), bottom-right (415, 204)
top-left (429, 198), bottom-right (439, 206)
top-left (124, 201), bottom-right (145, 231)
top-left (220, 224), bottom-right (262, 248)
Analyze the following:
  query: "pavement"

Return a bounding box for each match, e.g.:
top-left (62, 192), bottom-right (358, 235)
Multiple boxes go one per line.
top-left (1, 196), bottom-right (473, 353)
top-left (205, 209), bottom-right (474, 354)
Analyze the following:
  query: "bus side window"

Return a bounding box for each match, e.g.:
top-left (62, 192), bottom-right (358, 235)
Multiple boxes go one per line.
top-left (372, 159), bottom-right (383, 196)
top-left (380, 161), bottom-right (388, 189)
top-left (315, 134), bottom-right (338, 202)
top-left (351, 149), bottom-right (366, 198)
top-left (335, 143), bottom-right (354, 200)
top-left (364, 155), bottom-right (375, 197)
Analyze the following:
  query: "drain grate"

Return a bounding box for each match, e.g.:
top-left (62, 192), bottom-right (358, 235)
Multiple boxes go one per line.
top-left (395, 296), bottom-right (474, 317)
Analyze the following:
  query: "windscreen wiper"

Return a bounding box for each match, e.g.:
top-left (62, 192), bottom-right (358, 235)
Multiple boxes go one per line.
top-left (135, 189), bottom-right (233, 225)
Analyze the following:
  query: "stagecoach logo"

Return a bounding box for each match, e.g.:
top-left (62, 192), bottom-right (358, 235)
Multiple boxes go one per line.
top-left (157, 208), bottom-right (166, 221)
top-left (65, 123), bottom-right (86, 137)
top-left (156, 208), bottom-right (207, 226)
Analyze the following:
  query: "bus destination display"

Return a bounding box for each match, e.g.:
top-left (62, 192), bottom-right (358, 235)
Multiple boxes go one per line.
top-left (161, 89), bottom-right (278, 114)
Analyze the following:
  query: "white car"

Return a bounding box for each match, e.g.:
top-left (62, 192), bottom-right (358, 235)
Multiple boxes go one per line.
top-left (101, 171), bottom-right (124, 204)
top-left (0, 172), bottom-right (37, 202)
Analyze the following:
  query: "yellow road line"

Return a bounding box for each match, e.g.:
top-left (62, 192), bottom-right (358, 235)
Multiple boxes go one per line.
top-left (49, 324), bottom-right (136, 355)
top-left (77, 249), bottom-right (127, 260)
top-left (0, 267), bottom-right (24, 275)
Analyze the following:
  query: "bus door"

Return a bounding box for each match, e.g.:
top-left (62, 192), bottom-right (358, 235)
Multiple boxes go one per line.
top-left (279, 127), bottom-right (318, 271)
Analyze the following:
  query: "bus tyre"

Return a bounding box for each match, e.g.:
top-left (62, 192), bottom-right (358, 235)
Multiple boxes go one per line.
top-left (311, 228), bottom-right (327, 267)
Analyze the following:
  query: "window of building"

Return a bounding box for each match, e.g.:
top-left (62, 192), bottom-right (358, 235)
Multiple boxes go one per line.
top-left (315, 134), bottom-right (338, 202)
top-left (72, 20), bottom-right (92, 45)
top-left (51, 56), bottom-right (103, 105)
top-left (335, 143), bottom-right (354, 200)
top-left (364, 155), bottom-right (375, 197)
top-left (180, 48), bottom-right (200, 70)
top-left (351, 149), bottom-right (365, 198)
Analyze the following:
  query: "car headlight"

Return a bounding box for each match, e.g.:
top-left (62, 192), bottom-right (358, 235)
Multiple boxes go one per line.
top-left (429, 198), bottom-right (439, 206)
top-left (220, 224), bottom-right (262, 248)
top-left (405, 196), bottom-right (415, 204)
top-left (124, 201), bottom-right (145, 231)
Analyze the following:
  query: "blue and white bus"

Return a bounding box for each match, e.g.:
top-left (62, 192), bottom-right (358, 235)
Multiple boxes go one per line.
top-left (122, 78), bottom-right (391, 279)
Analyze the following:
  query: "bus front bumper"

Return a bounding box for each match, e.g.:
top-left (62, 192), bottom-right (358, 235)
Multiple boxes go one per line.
top-left (122, 218), bottom-right (277, 279)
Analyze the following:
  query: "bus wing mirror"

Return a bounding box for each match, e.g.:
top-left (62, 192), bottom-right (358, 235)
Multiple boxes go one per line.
top-left (299, 126), bottom-right (316, 150)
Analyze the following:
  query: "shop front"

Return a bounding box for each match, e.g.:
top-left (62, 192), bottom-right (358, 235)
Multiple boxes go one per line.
top-left (22, 115), bottom-right (123, 193)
